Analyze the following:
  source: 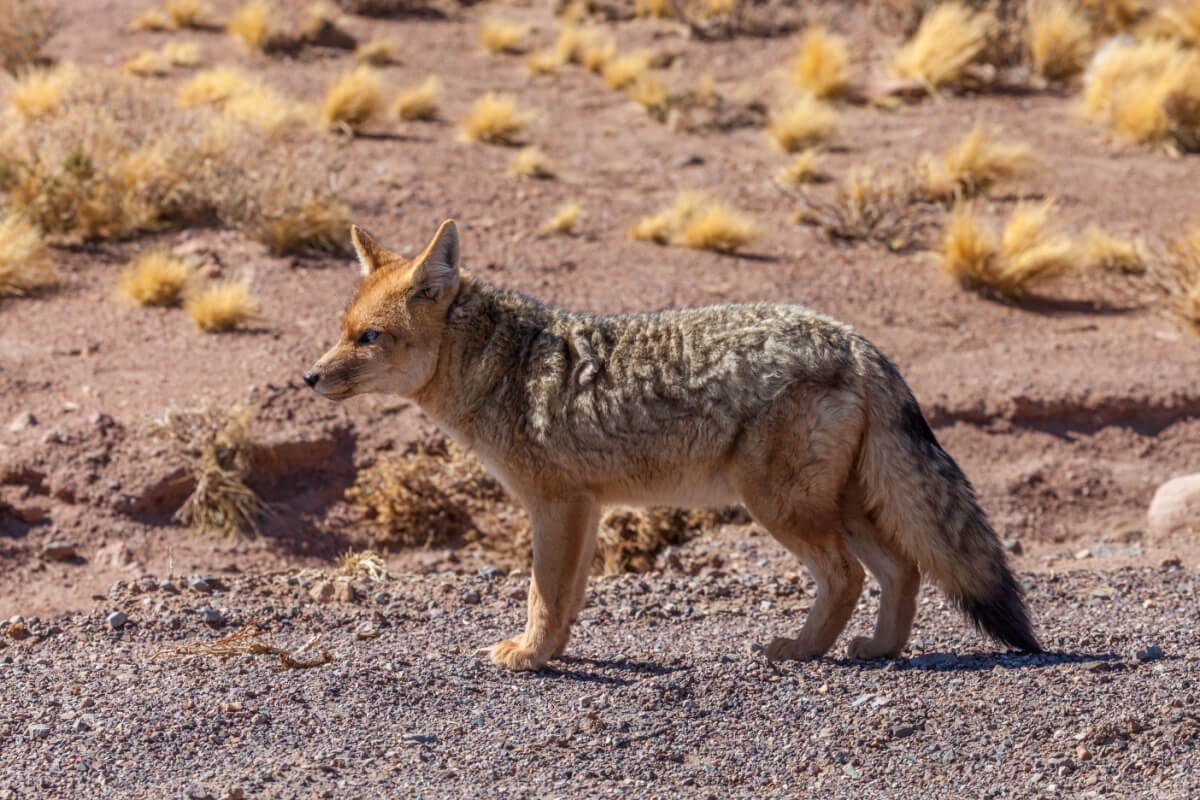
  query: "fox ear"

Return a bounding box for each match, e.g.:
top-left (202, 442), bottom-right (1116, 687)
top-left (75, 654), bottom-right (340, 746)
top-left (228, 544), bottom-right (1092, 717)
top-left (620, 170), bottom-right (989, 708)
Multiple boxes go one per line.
top-left (409, 220), bottom-right (460, 302)
top-left (350, 224), bottom-right (390, 278)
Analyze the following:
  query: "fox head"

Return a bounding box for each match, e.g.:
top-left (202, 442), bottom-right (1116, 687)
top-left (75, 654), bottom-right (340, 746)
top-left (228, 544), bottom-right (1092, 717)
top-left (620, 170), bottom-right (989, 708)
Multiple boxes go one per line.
top-left (304, 219), bottom-right (460, 400)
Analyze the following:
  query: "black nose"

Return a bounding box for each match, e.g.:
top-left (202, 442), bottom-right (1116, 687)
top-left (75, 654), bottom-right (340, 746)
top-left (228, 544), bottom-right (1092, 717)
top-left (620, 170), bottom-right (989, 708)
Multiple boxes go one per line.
top-left (303, 372), bottom-right (320, 389)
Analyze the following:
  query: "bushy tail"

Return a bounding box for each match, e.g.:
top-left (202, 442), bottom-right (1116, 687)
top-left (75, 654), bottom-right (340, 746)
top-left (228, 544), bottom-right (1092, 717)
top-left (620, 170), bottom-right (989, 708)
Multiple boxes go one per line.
top-left (856, 356), bottom-right (1042, 654)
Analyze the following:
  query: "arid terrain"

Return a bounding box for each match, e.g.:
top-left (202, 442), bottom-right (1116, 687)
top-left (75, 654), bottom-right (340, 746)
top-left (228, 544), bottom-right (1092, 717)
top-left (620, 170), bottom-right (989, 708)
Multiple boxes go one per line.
top-left (2, 0), bottom-right (1199, 797)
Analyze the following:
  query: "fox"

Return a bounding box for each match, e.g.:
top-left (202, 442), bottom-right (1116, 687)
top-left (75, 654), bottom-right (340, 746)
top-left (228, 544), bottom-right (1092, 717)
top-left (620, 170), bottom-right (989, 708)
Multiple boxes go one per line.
top-left (304, 219), bottom-right (1041, 671)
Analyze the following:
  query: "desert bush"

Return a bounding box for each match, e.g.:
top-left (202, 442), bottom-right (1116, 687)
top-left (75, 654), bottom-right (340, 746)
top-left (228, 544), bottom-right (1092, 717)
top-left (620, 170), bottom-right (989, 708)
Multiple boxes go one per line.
top-left (1081, 226), bottom-right (1144, 273)
top-left (919, 122), bottom-right (1037, 200)
top-left (767, 94), bottom-right (837, 151)
top-left (259, 199), bottom-right (350, 256)
top-left (524, 49), bottom-right (562, 75)
top-left (394, 75), bottom-right (440, 120)
top-left (131, 8), bottom-right (173, 31)
top-left (630, 191), bottom-right (759, 253)
top-left (799, 167), bottom-right (939, 251)
top-left (123, 50), bottom-right (170, 77)
top-left (540, 202), bottom-right (581, 235)
top-left (163, 41), bottom-right (205, 67)
top-left (627, 74), bottom-right (669, 114)
top-left (773, 148), bottom-right (825, 187)
top-left (892, 1), bottom-right (991, 88)
top-left (0, 213), bottom-right (55, 297)
top-left (478, 19), bottom-right (531, 54)
top-left (319, 66), bottom-right (384, 130)
top-left (507, 146), bottom-right (556, 178)
top-left (116, 250), bottom-right (192, 306)
top-left (185, 280), bottom-right (257, 331)
top-left (228, 0), bottom-right (275, 50)
top-left (355, 37), bottom-right (398, 64)
top-left (1081, 0), bottom-right (1147, 33)
top-left (790, 25), bottom-right (850, 99)
top-left (593, 507), bottom-right (714, 575)
top-left (1082, 37), bottom-right (1200, 152)
top-left (179, 68), bottom-right (313, 136)
top-left (602, 51), bottom-right (650, 89)
top-left (1143, 0), bottom-right (1200, 47)
top-left (165, 0), bottom-right (215, 29)
top-left (1154, 220), bottom-right (1200, 332)
top-left (937, 199), bottom-right (1084, 298)
top-left (458, 92), bottom-right (533, 144)
top-left (579, 33), bottom-right (616, 72)
top-left (1029, 0), bottom-right (1093, 80)
top-left (0, 0), bottom-right (61, 76)
top-left (153, 403), bottom-right (266, 536)
top-left (336, 549), bottom-right (388, 580)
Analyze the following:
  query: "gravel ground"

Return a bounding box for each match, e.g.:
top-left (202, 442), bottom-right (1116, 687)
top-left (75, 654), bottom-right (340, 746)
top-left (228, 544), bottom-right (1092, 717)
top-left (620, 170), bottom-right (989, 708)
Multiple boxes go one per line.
top-left (2, 561), bottom-right (1197, 800)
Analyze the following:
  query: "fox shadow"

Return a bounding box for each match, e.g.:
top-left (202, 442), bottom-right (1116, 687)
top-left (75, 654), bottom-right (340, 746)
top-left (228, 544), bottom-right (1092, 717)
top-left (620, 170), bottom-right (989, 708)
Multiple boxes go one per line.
top-left (839, 649), bottom-right (1125, 673)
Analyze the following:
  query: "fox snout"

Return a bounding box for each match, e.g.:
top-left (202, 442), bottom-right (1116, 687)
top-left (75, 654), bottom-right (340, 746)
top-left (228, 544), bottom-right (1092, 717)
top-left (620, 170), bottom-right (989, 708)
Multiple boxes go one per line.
top-left (303, 372), bottom-right (320, 389)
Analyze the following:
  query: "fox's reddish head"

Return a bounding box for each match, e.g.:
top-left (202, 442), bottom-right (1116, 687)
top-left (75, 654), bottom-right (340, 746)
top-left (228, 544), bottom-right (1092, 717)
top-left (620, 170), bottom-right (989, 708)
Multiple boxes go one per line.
top-left (304, 220), bottom-right (460, 400)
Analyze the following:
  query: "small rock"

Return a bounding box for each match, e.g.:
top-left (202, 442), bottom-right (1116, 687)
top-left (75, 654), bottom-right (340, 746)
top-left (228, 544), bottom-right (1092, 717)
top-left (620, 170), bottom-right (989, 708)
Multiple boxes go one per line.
top-left (184, 784), bottom-right (213, 800)
top-left (10, 503), bottom-right (49, 523)
top-left (27, 723), bottom-right (50, 739)
top-left (104, 478), bottom-right (121, 491)
top-left (41, 541), bottom-right (77, 562)
top-left (159, 579), bottom-right (177, 593)
top-left (911, 652), bottom-right (956, 668)
top-left (106, 611), bottom-right (129, 629)
top-left (72, 715), bottom-right (93, 732)
top-left (1074, 548), bottom-right (1093, 560)
top-left (891, 725), bottom-right (915, 738)
top-left (220, 789), bottom-right (244, 800)
top-left (402, 733), bottom-right (437, 745)
top-left (1135, 645), bottom-right (1164, 663)
top-left (1002, 538), bottom-right (1023, 555)
top-left (188, 577), bottom-right (213, 594)
top-left (1148, 473), bottom-right (1200, 535)
top-left (462, 589), bottom-right (481, 605)
top-left (201, 608), bottom-right (223, 626)
top-left (8, 411), bottom-right (37, 432)
top-left (372, 591), bottom-right (389, 605)
top-left (5, 621), bottom-right (29, 640)
top-left (477, 565), bottom-right (502, 580)
top-left (309, 580), bottom-right (357, 604)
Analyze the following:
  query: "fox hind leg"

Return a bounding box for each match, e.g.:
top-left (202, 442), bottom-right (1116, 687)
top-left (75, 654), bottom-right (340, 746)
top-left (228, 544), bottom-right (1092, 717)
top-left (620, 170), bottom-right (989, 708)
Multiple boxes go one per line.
top-left (843, 511), bottom-right (920, 660)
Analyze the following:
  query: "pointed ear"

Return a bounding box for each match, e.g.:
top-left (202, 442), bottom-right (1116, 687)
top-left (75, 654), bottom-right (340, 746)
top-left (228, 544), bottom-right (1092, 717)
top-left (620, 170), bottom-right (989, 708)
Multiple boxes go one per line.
top-left (408, 220), bottom-right (460, 302)
top-left (350, 224), bottom-right (391, 278)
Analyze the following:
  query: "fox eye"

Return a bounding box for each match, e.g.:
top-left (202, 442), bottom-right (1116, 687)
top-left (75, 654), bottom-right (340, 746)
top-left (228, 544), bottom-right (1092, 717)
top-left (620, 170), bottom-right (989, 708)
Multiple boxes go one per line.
top-left (357, 329), bottom-right (379, 345)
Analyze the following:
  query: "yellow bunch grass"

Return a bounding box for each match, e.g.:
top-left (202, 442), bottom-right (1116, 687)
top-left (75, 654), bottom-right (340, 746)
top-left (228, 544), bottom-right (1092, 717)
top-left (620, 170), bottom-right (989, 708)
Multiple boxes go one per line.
top-left (355, 38), bottom-right (398, 65)
top-left (1143, 1), bottom-right (1200, 47)
top-left (1081, 226), bottom-right (1144, 273)
top-left (8, 62), bottom-right (79, 118)
top-left (892, 2), bottom-right (991, 88)
top-left (525, 49), bottom-right (562, 75)
top-left (177, 67), bottom-right (253, 107)
top-left (579, 36), bottom-right (615, 72)
top-left (1082, 38), bottom-right (1200, 149)
top-left (635, 0), bottom-right (672, 18)
top-left (130, 8), bottom-right (172, 31)
top-left (627, 75), bottom-right (669, 112)
top-left (478, 20), bottom-right (531, 54)
top-left (227, 0), bottom-right (272, 51)
top-left (1161, 221), bottom-right (1200, 331)
top-left (0, 214), bottom-right (55, 297)
top-left (507, 146), bottom-right (556, 178)
top-left (602, 51), bottom-right (650, 89)
top-left (774, 148), bottom-right (823, 187)
top-left (540, 202), bottom-right (581, 235)
top-left (1029, 1), bottom-right (1094, 80)
top-left (123, 50), bottom-right (170, 77)
top-left (116, 251), bottom-right (192, 306)
top-left (457, 92), bottom-right (533, 145)
top-left (790, 26), bottom-right (850, 99)
top-left (185, 280), bottom-right (257, 331)
top-left (921, 122), bottom-right (1037, 199)
top-left (767, 94), bottom-right (837, 152)
top-left (630, 191), bottom-right (759, 253)
top-left (163, 41), bottom-right (204, 67)
top-left (394, 76), bottom-right (439, 121)
top-left (165, 0), bottom-right (214, 29)
top-left (319, 66), bottom-right (384, 130)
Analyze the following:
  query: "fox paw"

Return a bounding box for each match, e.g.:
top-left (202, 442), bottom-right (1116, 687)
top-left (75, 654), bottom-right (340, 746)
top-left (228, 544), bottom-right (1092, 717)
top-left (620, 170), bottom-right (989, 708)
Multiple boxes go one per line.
top-left (846, 635), bottom-right (899, 661)
top-left (764, 636), bottom-right (825, 662)
top-left (477, 639), bottom-right (544, 671)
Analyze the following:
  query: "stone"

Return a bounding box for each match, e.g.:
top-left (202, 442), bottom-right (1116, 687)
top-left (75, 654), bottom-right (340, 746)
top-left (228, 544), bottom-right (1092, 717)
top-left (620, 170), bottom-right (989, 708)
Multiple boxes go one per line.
top-left (477, 565), bottom-right (502, 580)
top-left (201, 608), bottom-right (223, 626)
top-left (188, 577), bottom-right (213, 594)
top-left (41, 541), bottom-right (77, 562)
top-left (402, 733), bottom-right (437, 745)
top-left (309, 580), bottom-right (357, 604)
top-left (95, 541), bottom-right (136, 569)
top-left (7, 411), bottom-right (37, 432)
top-left (106, 611), bottom-right (129, 629)
top-left (1135, 645), bottom-right (1164, 663)
top-left (372, 591), bottom-right (389, 605)
top-left (1148, 474), bottom-right (1200, 535)
top-left (462, 589), bottom-right (481, 605)
top-left (28, 723), bottom-right (50, 739)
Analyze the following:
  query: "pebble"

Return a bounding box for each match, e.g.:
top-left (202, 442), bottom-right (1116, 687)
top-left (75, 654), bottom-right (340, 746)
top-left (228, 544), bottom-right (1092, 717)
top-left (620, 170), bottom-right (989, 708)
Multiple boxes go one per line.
top-left (1135, 645), bottom-right (1164, 663)
top-left (106, 611), bottom-right (128, 629)
top-left (402, 733), bottom-right (437, 745)
top-left (72, 716), bottom-right (93, 732)
top-left (159, 579), bottom-right (177, 593)
top-left (40, 541), bottom-right (77, 562)
top-left (201, 608), bottom-right (224, 626)
top-left (372, 591), bottom-right (389, 605)
top-left (27, 723), bottom-right (50, 739)
top-left (1147, 473), bottom-right (1200, 535)
top-left (188, 577), bottom-right (212, 594)
top-left (7, 411), bottom-right (37, 432)
top-left (477, 565), bottom-right (502, 580)
top-left (463, 589), bottom-right (481, 605)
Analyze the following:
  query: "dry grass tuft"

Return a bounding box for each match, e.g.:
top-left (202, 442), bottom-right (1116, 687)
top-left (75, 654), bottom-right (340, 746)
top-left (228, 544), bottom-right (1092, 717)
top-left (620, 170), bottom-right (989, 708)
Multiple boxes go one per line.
top-left (938, 199), bottom-right (1083, 298)
top-left (579, 34), bottom-right (616, 73)
top-left (155, 619), bottom-right (334, 670)
top-left (594, 508), bottom-right (715, 576)
top-left (394, 75), bottom-right (440, 121)
top-left (130, 8), bottom-right (173, 31)
top-left (1145, 0), bottom-right (1200, 46)
top-left (507, 146), bottom-right (556, 179)
top-left (0, 0), bottom-right (61, 75)
top-left (7, 62), bottom-right (79, 118)
top-left (478, 19), bottom-right (531, 54)
top-left (355, 37), bottom-right (397, 65)
top-left (790, 25), bottom-right (850, 98)
top-left (799, 167), bottom-right (937, 251)
top-left (602, 51), bottom-right (650, 90)
top-left (123, 50), bottom-right (170, 77)
top-left (0, 213), bottom-right (55, 297)
top-left (767, 94), bottom-right (838, 152)
top-left (1030, 0), bottom-right (1094, 80)
top-left (892, 1), bottom-right (991, 88)
top-left (319, 66), bottom-right (384, 130)
top-left (774, 148), bottom-right (825, 187)
top-left (165, 0), bottom-right (215, 29)
top-left (163, 41), bottom-right (205, 67)
top-left (1082, 226), bottom-right (1144, 273)
top-left (458, 92), bottom-right (533, 145)
top-left (116, 250), bottom-right (192, 306)
top-left (635, 0), bottom-right (673, 19)
top-left (177, 67), bottom-right (253, 107)
top-left (180, 69), bottom-right (312, 135)
top-left (227, 0), bottom-right (274, 50)
top-left (631, 191), bottom-right (759, 253)
top-left (524, 49), bottom-right (562, 75)
top-left (1082, 37), bottom-right (1200, 152)
top-left (185, 280), bottom-right (257, 331)
top-left (259, 199), bottom-right (350, 256)
top-left (1153, 220), bottom-right (1200, 332)
top-left (154, 403), bottom-right (266, 537)
top-left (920, 122), bottom-right (1037, 200)
top-left (540, 202), bottom-right (581, 235)
top-left (336, 549), bottom-right (387, 581)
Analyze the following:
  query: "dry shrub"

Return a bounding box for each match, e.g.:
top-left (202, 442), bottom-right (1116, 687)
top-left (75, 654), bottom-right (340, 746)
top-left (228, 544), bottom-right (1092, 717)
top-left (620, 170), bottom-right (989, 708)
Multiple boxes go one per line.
top-left (7, 61), bottom-right (78, 118)
top-left (579, 34), bottom-right (616, 72)
top-left (1029, 0), bottom-right (1093, 80)
top-left (919, 122), bottom-right (1037, 200)
top-left (1082, 38), bottom-right (1200, 152)
top-left (1154, 221), bottom-right (1200, 332)
top-left (635, 0), bottom-right (672, 18)
top-left (1082, 226), bottom-right (1144, 273)
top-left (525, 49), bottom-right (562, 75)
top-left (259, 199), bottom-right (350, 256)
top-left (355, 37), bottom-right (398, 64)
top-left (627, 74), bottom-right (669, 113)
top-left (892, 1), bottom-right (991, 88)
top-left (228, 0), bottom-right (276, 50)
top-left (319, 66), bottom-right (384, 130)
top-left (458, 92), bottom-right (533, 145)
top-left (336, 548), bottom-right (387, 580)
top-left (799, 167), bottom-right (939, 251)
top-left (478, 19), bottom-right (531, 54)
top-left (164, 41), bottom-right (205, 67)
top-left (1081, 0), bottom-right (1147, 33)
top-left (507, 146), bottom-right (556, 178)
top-left (602, 51), bottom-right (650, 89)
top-left (166, 0), bottom-right (215, 29)
top-left (0, 213), bottom-right (55, 297)
top-left (155, 619), bottom-right (333, 671)
top-left (153, 403), bottom-right (266, 536)
top-left (1143, 0), bottom-right (1200, 46)
top-left (179, 68), bottom-right (313, 136)
top-left (177, 66), bottom-right (253, 106)
top-left (631, 191), bottom-right (759, 253)
top-left (123, 50), bottom-right (170, 77)
top-left (116, 250), bottom-right (192, 306)
top-left (0, 0), bottom-right (61, 76)
top-left (299, 1), bottom-right (357, 49)
top-left (774, 148), bottom-right (824, 187)
top-left (790, 25), bottom-right (850, 99)
top-left (593, 508), bottom-right (713, 575)
top-left (131, 8), bottom-right (173, 31)
top-left (539, 202), bottom-right (581, 235)
top-left (767, 94), bottom-right (837, 152)
top-left (185, 280), bottom-right (257, 331)
top-left (394, 75), bottom-right (440, 120)
top-left (938, 199), bottom-right (1083, 298)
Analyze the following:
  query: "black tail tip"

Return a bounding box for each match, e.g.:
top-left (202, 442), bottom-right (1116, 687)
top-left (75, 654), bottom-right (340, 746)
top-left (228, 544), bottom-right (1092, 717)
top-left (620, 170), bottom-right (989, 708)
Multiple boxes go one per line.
top-left (958, 571), bottom-right (1043, 654)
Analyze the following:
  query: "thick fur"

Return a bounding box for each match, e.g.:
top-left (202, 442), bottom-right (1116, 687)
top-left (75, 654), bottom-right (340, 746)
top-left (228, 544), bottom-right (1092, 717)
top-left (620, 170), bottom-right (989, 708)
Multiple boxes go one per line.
top-left (306, 220), bottom-right (1041, 670)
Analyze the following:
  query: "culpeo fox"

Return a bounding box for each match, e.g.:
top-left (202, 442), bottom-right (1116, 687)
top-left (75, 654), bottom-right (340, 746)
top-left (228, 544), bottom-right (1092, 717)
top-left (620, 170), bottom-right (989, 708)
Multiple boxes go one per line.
top-left (305, 220), bottom-right (1041, 670)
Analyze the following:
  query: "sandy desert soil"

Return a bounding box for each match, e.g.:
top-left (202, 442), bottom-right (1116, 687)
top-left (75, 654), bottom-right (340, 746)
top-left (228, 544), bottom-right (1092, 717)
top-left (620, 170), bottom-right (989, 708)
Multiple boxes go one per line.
top-left (1, 0), bottom-right (1199, 795)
